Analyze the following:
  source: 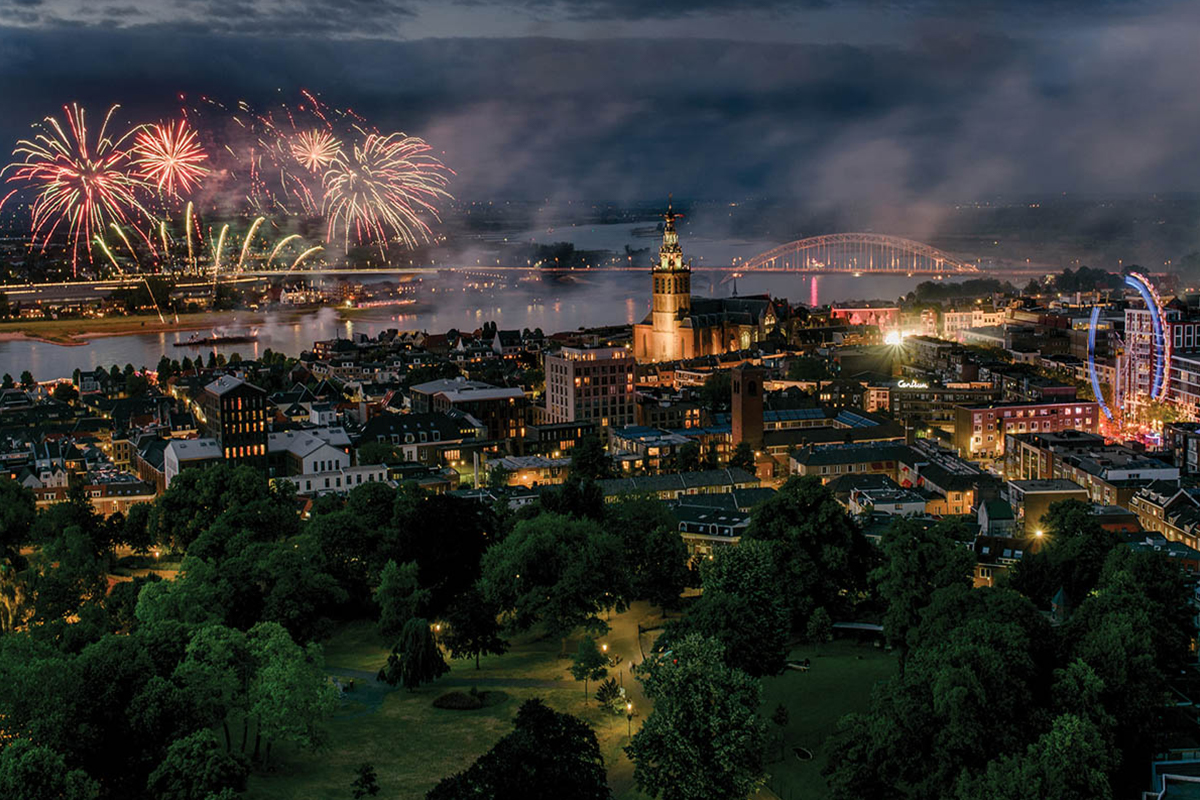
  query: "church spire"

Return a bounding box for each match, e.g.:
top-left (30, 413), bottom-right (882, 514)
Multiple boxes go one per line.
top-left (660, 195), bottom-right (682, 258)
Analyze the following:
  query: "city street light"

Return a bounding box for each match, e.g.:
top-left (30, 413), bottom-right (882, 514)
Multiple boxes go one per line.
top-left (626, 702), bottom-right (633, 738)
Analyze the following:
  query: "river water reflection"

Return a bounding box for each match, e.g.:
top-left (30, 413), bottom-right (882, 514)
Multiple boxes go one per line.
top-left (0, 272), bottom-right (939, 380)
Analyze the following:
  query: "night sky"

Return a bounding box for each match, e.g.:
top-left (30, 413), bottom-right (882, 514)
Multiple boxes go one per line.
top-left (2, 0), bottom-right (1200, 215)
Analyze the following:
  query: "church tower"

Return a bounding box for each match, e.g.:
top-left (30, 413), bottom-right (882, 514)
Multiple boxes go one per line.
top-left (649, 203), bottom-right (691, 361)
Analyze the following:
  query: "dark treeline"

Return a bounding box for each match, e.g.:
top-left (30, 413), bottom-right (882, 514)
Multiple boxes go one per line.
top-left (907, 278), bottom-right (1016, 302)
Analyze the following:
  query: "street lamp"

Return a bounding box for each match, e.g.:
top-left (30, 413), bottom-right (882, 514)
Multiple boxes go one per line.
top-left (626, 702), bottom-right (633, 738)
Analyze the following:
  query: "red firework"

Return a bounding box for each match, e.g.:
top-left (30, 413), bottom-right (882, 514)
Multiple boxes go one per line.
top-left (134, 119), bottom-right (209, 196)
top-left (0, 103), bottom-right (150, 275)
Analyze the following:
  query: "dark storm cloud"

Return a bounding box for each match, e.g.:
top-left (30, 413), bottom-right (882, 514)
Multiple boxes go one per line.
top-left (478, 0), bottom-right (1150, 21)
top-left (0, 0), bottom-right (417, 35)
top-left (2, 0), bottom-right (1200, 241)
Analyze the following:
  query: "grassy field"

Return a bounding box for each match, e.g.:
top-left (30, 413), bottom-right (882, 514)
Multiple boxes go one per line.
top-left (245, 619), bottom-right (651, 800)
top-left (759, 639), bottom-right (897, 800)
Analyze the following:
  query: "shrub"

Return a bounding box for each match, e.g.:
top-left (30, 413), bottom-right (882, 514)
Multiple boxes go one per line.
top-left (433, 691), bottom-right (484, 710)
top-left (595, 677), bottom-right (621, 706)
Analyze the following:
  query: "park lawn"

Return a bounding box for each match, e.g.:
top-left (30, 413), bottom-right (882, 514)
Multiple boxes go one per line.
top-left (759, 639), bottom-right (897, 800)
top-left (245, 619), bottom-right (651, 800)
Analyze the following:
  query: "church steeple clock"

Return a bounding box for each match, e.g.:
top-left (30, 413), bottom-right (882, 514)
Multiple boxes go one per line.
top-left (650, 200), bottom-right (691, 360)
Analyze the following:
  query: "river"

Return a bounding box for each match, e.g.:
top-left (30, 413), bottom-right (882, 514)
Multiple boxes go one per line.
top-left (0, 271), bottom-right (946, 381)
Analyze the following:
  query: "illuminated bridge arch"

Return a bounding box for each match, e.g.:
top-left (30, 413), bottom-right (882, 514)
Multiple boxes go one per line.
top-left (742, 233), bottom-right (978, 275)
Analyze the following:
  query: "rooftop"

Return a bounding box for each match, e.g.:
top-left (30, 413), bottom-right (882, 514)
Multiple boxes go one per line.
top-left (1007, 478), bottom-right (1089, 494)
top-left (165, 438), bottom-right (221, 460)
top-left (597, 467), bottom-right (758, 495)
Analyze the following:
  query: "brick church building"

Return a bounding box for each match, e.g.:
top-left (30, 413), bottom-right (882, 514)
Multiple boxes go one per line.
top-left (633, 206), bottom-right (785, 363)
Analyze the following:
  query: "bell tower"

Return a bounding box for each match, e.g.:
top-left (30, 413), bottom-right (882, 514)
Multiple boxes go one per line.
top-left (650, 201), bottom-right (691, 361)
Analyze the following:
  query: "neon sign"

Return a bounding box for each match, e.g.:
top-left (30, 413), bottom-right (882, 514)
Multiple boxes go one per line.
top-left (897, 379), bottom-right (930, 389)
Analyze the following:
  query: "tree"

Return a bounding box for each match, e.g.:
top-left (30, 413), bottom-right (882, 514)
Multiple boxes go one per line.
top-left (606, 498), bottom-right (689, 612)
top-left (173, 624), bottom-right (253, 753)
top-left (663, 539), bottom-right (789, 677)
top-left (28, 524), bottom-right (109, 624)
top-left (539, 478), bottom-right (605, 521)
top-left (487, 461), bottom-right (512, 489)
top-left (744, 476), bottom-right (874, 627)
top-left (806, 607), bottom-right (833, 650)
top-left (674, 441), bottom-right (701, 472)
top-left (825, 586), bottom-right (1048, 799)
top-left (770, 704), bottom-right (789, 762)
top-left (954, 714), bottom-right (1113, 800)
top-left (441, 585), bottom-right (508, 669)
top-left (151, 463), bottom-right (294, 552)
top-left (427, 698), bottom-right (609, 800)
top-left (245, 622), bottom-right (339, 764)
top-left (570, 434), bottom-right (613, 481)
top-left (378, 617), bottom-right (450, 691)
top-left (374, 560), bottom-right (429, 638)
top-left (120, 502), bottom-right (156, 553)
top-left (146, 730), bottom-right (250, 800)
top-left (18, 370), bottom-right (33, 388)
top-left (480, 513), bottom-right (628, 644)
top-left (570, 637), bottom-right (609, 703)
top-left (351, 763), bottom-right (381, 799)
top-left (872, 517), bottom-right (974, 663)
top-left (389, 488), bottom-right (497, 616)
top-left (52, 382), bottom-right (77, 403)
top-left (356, 441), bottom-right (402, 465)
top-left (698, 371), bottom-right (732, 412)
top-left (626, 634), bottom-right (765, 800)
top-left (1008, 499), bottom-right (1121, 609)
top-left (0, 478), bottom-right (35, 557)
top-left (1, 374), bottom-right (12, 390)
top-left (0, 740), bottom-right (99, 800)
top-left (728, 441), bottom-right (755, 472)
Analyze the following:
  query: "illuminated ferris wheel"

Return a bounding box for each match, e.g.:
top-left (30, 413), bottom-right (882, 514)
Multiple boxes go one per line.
top-left (1087, 271), bottom-right (1171, 425)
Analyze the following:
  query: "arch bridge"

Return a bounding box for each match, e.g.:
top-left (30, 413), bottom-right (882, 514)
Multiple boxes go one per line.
top-left (741, 233), bottom-right (978, 275)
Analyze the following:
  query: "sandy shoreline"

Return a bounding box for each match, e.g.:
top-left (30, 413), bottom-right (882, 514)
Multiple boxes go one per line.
top-left (0, 310), bottom-right (312, 346)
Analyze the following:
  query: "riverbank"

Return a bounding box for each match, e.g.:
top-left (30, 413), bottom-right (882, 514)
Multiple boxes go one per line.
top-left (0, 309), bottom-right (317, 345)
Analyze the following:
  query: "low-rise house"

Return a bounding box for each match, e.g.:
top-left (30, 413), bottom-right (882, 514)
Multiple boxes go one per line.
top-left (1006, 479), bottom-right (1090, 533)
top-left (848, 486), bottom-right (928, 517)
top-left (163, 438), bottom-right (222, 489)
top-left (487, 455), bottom-right (571, 487)
top-left (671, 503), bottom-right (751, 563)
top-left (596, 467), bottom-right (759, 501)
top-left (978, 498), bottom-right (1017, 536)
top-left (358, 412), bottom-right (483, 466)
top-left (1130, 481), bottom-right (1200, 550)
top-left (973, 534), bottom-right (1036, 587)
top-left (789, 442), bottom-right (912, 483)
top-left (276, 463), bottom-right (390, 497)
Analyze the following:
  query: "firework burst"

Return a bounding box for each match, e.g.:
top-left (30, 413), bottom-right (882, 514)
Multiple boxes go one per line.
top-left (134, 119), bottom-right (209, 196)
top-left (1, 104), bottom-right (150, 275)
top-left (291, 129), bottom-right (341, 172)
top-left (322, 131), bottom-right (452, 252)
